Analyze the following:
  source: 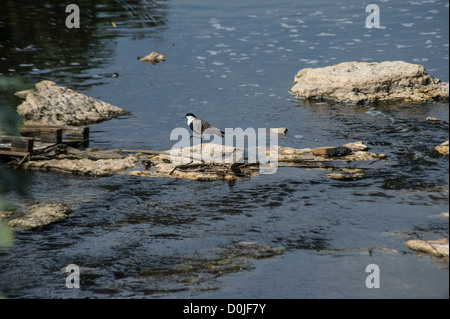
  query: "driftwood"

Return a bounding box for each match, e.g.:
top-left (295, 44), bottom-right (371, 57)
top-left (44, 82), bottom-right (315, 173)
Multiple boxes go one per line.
top-left (168, 162), bottom-right (259, 178)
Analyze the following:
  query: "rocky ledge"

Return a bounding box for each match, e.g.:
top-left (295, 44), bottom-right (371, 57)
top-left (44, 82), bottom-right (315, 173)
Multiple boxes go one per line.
top-left (405, 239), bottom-right (449, 259)
top-left (16, 141), bottom-right (385, 181)
top-left (290, 61), bottom-right (449, 103)
top-left (1, 203), bottom-right (72, 230)
top-left (16, 80), bottom-right (129, 126)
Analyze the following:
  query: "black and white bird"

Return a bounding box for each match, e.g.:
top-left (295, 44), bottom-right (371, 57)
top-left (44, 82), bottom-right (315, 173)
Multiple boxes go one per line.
top-left (184, 113), bottom-right (224, 138)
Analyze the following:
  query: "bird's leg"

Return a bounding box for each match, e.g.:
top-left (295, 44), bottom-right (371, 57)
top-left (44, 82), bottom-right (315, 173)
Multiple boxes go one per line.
top-left (200, 135), bottom-right (205, 164)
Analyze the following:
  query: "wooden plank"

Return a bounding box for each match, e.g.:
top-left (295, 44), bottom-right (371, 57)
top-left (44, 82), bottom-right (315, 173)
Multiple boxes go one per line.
top-left (64, 126), bottom-right (89, 141)
top-left (21, 125), bottom-right (89, 147)
top-left (21, 126), bottom-right (62, 143)
top-left (0, 150), bottom-right (30, 157)
top-left (12, 138), bottom-right (34, 153)
top-left (22, 125), bottom-right (89, 141)
top-left (40, 128), bottom-right (62, 144)
top-left (1, 136), bottom-right (34, 153)
top-left (312, 146), bottom-right (351, 157)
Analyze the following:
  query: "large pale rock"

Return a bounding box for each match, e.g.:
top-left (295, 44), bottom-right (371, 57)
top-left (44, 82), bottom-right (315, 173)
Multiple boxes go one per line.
top-left (16, 80), bottom-right (129, 125)
top-left (23, 154), bottom-right (139, 176)
top-left (405, 239), bottom-right (449, 258)
top-left (21, 144), bottom-right (140, 176)
top-left (290, 61), bottom-right (449, 103)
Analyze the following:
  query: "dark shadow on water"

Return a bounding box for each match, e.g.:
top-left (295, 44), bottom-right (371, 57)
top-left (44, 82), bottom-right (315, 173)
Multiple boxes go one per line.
top-left (0, 0), bottom-right (169, 91)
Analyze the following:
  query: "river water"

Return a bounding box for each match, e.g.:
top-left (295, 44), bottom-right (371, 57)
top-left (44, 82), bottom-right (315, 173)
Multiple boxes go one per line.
top-left (0, 0), bottom-right (448, 298)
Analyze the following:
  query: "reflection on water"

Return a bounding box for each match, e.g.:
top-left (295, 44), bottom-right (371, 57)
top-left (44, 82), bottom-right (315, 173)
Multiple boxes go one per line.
top-left (0, 0), bottom-right (168, 90)
top-left (0, 0), bottom-right (448, 298)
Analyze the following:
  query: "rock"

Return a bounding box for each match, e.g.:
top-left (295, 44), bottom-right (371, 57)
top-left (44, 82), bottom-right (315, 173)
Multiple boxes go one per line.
top-left (327, 168), bottom-right (365, 180)
top-left (16, 80), bottom-right (129, 126)
top-left (128, 142), bottom-right (385, 180)
top-left (232, 241), bottom-right (285, 258)
top-left (405, 238), bottom-right (449, 258)
top-left (267, 128), bottom-right (288, 135)
top-left (6, 203), bottom-right (71, 230)
top-left (290, 61), bottom-right (449, 103)
top-left (435, 140), bottom-right (449, 155)
top-left (141, 51), bottom-right (166, 65)
top-left (21, 144), bottom-right (139, 175)
top-left (341, 141), bottom-right (368, 151)
top-left (426, 117), bottom-right (447, 123)
top-left (139, 241), bottom-right (284, 289)
top-left (129, 144), bottom-right (258, 181)
top-left (344, 151), bottom-right (386, 161)
top-left (23, 154), bottom-right (139, 176)
top-left (17, 141), bottom-right (386, 180)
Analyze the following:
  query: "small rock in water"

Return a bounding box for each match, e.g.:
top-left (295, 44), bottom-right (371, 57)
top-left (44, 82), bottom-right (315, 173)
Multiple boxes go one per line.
top-left (426, 117), bottom-right (447, 123)
top-left (141, 51), bottom-right (166, 65)
top-left (341, 141), bottom-right (368, 151)
top-left (434, 141), bottom-right (449, 155)
top-left (267, 128), bottom-right (288, 135)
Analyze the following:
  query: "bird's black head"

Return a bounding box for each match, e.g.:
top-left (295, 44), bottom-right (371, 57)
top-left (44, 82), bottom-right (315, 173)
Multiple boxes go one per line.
top-left (184, 113), bottom-right (196, 118)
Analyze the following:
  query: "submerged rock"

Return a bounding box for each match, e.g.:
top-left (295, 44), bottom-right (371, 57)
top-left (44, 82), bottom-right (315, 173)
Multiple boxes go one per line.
top-left (5, 203), bottom-right (71, 230)
top-left (290, 61), bottom-right (449, 103)
top-left (327, 168), bottom-right (365, 180)
top-left (16, 80), bottom-right (129, 126)
top-left (134, 241), bottom-right (285, 293)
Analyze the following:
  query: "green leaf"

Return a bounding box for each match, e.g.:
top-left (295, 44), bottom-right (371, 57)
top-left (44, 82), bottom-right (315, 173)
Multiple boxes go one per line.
top-left (0, 220), bottom-right (13, 248)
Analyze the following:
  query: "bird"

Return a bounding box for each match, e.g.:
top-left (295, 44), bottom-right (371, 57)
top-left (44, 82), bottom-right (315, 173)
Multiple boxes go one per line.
top-left (184, 113), bottom-right (224, 138)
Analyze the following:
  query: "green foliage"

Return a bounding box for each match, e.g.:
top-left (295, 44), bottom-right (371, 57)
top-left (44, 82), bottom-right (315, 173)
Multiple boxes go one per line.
top-left (0, 76), bottom-right (31, 248)
top-left (0, 219), bottom-right (13, 248)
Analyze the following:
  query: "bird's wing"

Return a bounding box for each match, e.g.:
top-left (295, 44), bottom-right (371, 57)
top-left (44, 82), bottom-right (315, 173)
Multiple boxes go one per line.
top-left (192, 119), bottom-right (209, 134)
top-left (194, 119), bottom-right (223, 136)
top-left (204, 126), bottom-right (223, 136)
top-left (192, 119), bottom-right (212, 133)
top-left (200, 119), bottom-right (213, 133)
